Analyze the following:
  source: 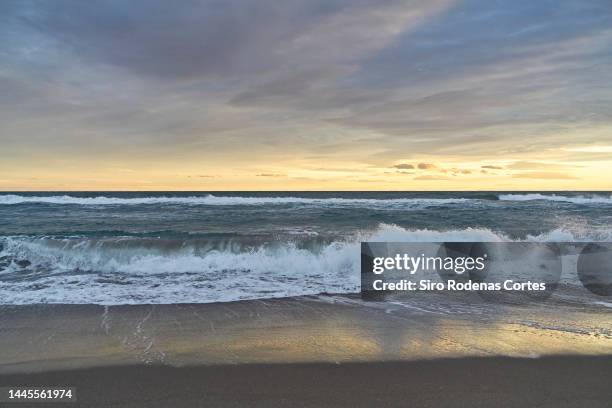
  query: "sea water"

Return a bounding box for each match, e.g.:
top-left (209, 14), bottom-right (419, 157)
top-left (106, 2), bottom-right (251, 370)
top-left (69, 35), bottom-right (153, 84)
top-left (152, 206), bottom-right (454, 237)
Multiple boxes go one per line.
top-left (0, 191), bottom-right (611, 305)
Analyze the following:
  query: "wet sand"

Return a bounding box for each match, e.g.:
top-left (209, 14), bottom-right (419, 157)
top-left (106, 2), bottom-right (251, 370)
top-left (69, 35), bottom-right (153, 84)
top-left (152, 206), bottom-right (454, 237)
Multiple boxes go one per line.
top-left (1, 357), bottom-right (612, 407)
top-left (1, 296), bottom-right (612, 406)
top-left (2, 296), bottom-right (612, 373)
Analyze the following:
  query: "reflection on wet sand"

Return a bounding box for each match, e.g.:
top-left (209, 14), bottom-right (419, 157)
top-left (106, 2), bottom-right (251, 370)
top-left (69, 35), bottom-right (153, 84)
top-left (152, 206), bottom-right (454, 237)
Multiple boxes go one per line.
top-left (1, 296), bottom-right (611, 374)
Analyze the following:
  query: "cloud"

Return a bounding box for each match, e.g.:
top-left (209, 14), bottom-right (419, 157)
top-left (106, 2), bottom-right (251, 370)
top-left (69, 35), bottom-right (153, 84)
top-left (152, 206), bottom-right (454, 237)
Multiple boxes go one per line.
top-left (393, 163), bottom-right (414, 169)
top-left (417, 163), bottom-right (437, 170)
top-left (414, 175), bottom-right (448, 180)
top-left (13, 0), bottom-right (453, 84)
top-left (0, 0), bottom-right (457, 160)
top-left (506, 161), bottom-right (567, 170)
top-left (563, 145), bottom-right (612, 153)
top-left (481, 165), bottom-right (503, 170)
top-left (16, 1), bottom-right (335, 80)
top-left (330, 1), bottom-right (612, 156)
top-left (511, 171), bottom-right (577, 179)
top-left (0, 0), bottom-right (611, 189)
top-left (256, 173), bottom-right (286, 177)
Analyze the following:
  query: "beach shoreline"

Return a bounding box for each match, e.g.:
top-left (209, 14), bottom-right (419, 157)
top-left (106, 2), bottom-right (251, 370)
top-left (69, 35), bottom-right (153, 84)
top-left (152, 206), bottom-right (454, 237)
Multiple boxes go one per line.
top-left (1, 295), bottom-right (612, 406)
top-left (1, 295), bottom-right (612, 373)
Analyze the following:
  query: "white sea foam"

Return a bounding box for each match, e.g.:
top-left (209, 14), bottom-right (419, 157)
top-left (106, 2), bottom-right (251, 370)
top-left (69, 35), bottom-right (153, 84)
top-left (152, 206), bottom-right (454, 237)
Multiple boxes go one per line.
top-left (498, 193), bottom-right (612, 204)
top-left (1, 224), bottom-right (608, 305)
top-left (0, 237), bottom-right (360, 304)
top-left (3, 193), bottom-right (610, 206)
top-left (0, 194), bottom-right (475, 207)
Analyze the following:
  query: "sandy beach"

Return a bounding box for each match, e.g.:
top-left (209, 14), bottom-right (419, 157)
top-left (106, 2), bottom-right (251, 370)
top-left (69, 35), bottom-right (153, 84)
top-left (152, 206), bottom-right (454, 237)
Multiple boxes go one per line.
top-left (2, 296), bottom-right (612, 372)
top-left (1, 296), bottom-right (612, 406)
top-left (2, 357), bottom-right (612, 407)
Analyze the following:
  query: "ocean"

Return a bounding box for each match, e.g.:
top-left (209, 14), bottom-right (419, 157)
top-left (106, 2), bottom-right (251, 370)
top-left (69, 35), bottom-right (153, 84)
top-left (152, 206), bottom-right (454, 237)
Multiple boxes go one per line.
top-left (1, 191), bottom-right (611, 305)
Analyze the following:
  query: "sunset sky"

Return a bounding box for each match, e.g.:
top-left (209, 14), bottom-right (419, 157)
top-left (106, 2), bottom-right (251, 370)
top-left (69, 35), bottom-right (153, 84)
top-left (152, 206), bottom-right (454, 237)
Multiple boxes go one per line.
top-left (1, 0), bottom-right (611, 190)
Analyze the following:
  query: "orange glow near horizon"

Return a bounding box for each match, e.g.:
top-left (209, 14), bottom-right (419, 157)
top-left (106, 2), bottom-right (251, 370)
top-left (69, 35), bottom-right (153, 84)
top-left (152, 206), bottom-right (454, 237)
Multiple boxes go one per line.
top-left (1, 153), bottom-right (610, 191)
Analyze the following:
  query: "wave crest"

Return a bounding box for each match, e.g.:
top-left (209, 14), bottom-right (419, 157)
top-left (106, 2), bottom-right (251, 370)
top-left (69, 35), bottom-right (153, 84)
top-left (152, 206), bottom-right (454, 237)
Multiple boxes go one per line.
top-left (499, 193), bottom-right (612, 204)
top-left (1, 224), bottom-right (607, 304)
top-left (0, 194), bottom-right (475, 207)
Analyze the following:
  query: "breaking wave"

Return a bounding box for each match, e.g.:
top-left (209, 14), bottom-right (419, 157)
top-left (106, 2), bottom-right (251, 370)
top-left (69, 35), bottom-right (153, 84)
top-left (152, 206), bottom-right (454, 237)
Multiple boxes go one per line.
top-left (1, 224), bottom-right (608, 305)
top-left (0, 194), bottom-right (474, 207)
top-left (498, 193), bottom-right (612, 204)
top-left (3, 193), bottom-right (610, 207)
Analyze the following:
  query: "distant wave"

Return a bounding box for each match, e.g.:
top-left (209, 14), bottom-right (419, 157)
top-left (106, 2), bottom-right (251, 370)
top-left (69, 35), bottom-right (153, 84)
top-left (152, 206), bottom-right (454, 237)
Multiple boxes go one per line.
top-left (498, 193), bottom-right (612, 204)
top-left (3, 193), bottom-right (611, 206)
top-left (0, 194), bottom-right (473, 207)
top-left (1, 224), bottom-right (607, 305)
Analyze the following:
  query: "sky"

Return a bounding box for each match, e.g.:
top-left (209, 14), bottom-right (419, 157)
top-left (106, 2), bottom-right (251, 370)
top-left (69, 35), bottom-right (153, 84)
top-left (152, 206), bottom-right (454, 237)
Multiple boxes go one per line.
top-left (1, 0), bottom-right (611, 191)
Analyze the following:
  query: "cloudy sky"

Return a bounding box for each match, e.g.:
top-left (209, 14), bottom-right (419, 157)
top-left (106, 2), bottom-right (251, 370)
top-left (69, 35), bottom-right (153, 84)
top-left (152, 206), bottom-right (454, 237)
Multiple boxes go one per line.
top-left (1, 0), bottom-right (611, 190)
